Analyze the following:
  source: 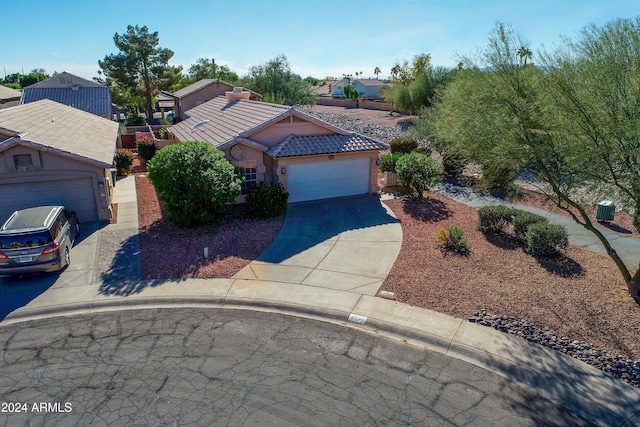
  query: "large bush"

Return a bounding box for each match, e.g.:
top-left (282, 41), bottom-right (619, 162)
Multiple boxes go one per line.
top-left (441, 148), bottom-right (467, 177)
top-left (379, 152), bottom-right (403, 173)
top-left (113, 149), bottom-right (134, 175)
top-left (389, 136), bottom-right (419, 154)
top-left (526, 222), bottom-right (569, 256)
top-left (147, 141), bottom-right (242, 227)
top-left (512, 211), bottom-right (548, 240)
top-left (477, 205), bottom-right (518, 233)
top-left (246, 182), bottom-right (289, 218)
top-left (395, 153), bottom-right (441, 198)
top-left (136, 136), bottom-right (157, 163)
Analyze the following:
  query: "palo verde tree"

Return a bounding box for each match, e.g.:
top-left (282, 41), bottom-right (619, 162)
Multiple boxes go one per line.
top-left (243, 54), bottom-right (315, 106)
top-left (99, 25), bottom-right (177, 118)
top-left (425, 21), bottom-right (640, 300)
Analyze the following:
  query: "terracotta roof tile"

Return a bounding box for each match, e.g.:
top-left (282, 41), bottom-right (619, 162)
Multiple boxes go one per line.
top-left (267, 133), bottom-right (388, 158)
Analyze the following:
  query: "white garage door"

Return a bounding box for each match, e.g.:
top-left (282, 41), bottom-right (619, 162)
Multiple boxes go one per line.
top-left (0, 178), bottom-right (97, 223)
top-left (287, 157), bottom-right (371, 203)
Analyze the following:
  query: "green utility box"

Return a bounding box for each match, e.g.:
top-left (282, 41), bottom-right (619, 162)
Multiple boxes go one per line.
top-left (596, 200), bottom-right (615, 222)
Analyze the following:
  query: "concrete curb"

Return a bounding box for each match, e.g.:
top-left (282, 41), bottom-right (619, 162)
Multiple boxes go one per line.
top-left (2, 293), bottom-right (639, 427)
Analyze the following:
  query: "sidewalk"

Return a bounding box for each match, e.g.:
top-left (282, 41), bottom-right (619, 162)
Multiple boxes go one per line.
top-left (3, 176), bottom-right (640, 426)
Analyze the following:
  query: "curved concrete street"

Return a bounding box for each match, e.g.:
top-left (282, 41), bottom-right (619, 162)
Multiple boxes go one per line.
top-left (0, 308), bottom-right (589, 426)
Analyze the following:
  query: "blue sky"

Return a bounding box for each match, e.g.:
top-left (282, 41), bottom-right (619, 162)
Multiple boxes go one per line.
top-left (2, 0), bottom-right (637, 81)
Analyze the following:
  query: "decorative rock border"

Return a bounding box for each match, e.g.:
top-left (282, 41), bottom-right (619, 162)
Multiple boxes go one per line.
top-left (469, 310), bottom-right (640, 388)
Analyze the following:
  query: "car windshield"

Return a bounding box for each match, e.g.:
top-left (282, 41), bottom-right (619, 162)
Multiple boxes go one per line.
top-left (0, 231), bottom-right (53, 249)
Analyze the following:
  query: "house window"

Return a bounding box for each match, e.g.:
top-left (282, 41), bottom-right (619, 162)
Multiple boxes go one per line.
top-left (238, 160), bottom-right (257, 195)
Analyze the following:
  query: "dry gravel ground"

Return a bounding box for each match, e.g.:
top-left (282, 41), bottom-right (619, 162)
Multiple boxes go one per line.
top-left (135, 174), bottom-right (284, 279)
top-left (379, 193), bottom-right (640, 360)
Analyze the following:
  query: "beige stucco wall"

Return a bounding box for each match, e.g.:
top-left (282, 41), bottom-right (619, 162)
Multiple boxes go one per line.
top-left (250, 120), bottom-right (333, 147)
top-left (273, 151), bottom-right (381, 195)
top-left (0, 145), bottom-right (112, 221)
top-left (179, 82), bottom-right (234, 119)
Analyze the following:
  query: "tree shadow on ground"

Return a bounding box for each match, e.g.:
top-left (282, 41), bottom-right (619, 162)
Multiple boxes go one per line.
top-left (534, 254), bottom-right (585, 278)
top-left (598, 221), bottom-right (633, 234)
top-left (401, 197), bottom-right (453, 223)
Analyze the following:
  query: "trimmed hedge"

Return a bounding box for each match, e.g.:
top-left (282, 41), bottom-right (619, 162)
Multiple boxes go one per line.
top-left (113, 149), bottom-right (135, 175)
top-left (477, 205), bottom-right (518, 233)
top-left (395, 153), bottom-right (442, 198)
top-left (526, 222), bottom-right (569, 256)
top-left (512, 211), bottom-right (548, 240)
top-left (389, 136), bottom-right (419, 154)
top-left (136, 137), bottom-right (157, 163)
top-left (246, 182), bottom-right (289, 218)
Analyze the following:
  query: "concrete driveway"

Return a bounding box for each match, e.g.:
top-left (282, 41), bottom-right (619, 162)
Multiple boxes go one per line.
top-left (0, 222), bottom-right (100, 320)
top-left (233, 195), bottom-right (402, 295)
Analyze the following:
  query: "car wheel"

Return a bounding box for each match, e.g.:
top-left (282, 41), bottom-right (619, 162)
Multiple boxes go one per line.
top-left (62, 247), bottom-right (70, 269)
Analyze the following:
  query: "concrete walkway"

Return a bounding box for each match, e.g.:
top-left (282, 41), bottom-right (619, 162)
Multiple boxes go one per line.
top-left (433, 181), bottom-right (640, 268)
top-left (2, 176), bottom-right (640, 426)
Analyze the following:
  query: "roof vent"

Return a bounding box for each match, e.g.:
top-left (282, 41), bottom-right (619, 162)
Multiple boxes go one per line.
top-left (233, 87), bottom-right (243, 93)
top-left (71, 84), bottom-right (80, 91)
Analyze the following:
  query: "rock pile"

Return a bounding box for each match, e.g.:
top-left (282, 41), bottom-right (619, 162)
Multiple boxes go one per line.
top-left (299, 108), bottom-right (409, 143)
top-left (469, 310), bottom-right (640, 388)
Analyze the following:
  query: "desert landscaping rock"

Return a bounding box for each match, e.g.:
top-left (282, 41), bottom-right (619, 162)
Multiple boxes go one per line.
top-left (471, 310), bottom-right (640, 388)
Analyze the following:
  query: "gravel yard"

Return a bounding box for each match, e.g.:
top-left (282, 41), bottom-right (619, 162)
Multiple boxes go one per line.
top-left (134, 104), bottom-right (640, 388)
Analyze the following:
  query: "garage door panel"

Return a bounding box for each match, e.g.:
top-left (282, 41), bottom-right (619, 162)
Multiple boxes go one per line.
top-left (288, 157), bottom-right (370, 203)
top-left (0, 178), bottom-right (97, 222)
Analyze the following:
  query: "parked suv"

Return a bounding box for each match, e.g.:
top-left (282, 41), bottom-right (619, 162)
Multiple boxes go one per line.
top-left (0, 206), bottom-right (80, 277)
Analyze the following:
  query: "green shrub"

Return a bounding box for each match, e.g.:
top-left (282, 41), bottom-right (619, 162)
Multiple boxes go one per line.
top-left (512, 211), bottom-right (548, 240)
top-left (246, 182), bottom-right (289, 218)
top-left (477, 205), bottom-right (518, 233)
top-left (415, 145), bottom-right (433, 156)
top-left (147, 141), bottom-right (242, 227)
top-left (395, 153), bottom-right (442, 198)
top-left (434, 226), bottom-right (471, 255)
top-left (389, 136), bottom-right (419, 154)
top-left (526, 222), bottom-right (569, 256)
top-left (379, 152), bottom-right (402, 173)
top-left (136, 137), bottom-right (157, 163)
top-left (125, 114), bottom-right (146, 126)
top-left (113, 149), bottom-right (135, 175)
top-left (441, 148), bottom-right (467, 177)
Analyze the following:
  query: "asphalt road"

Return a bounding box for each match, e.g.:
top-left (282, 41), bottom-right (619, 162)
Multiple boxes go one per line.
top-left (0, 308), bottom-right (591, 426)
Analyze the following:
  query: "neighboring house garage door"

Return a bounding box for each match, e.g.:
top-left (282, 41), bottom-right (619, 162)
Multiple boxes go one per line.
top-left (287, 157), bottom-right (370, 203)
top-left (0, 177), bottom-right (97, 223)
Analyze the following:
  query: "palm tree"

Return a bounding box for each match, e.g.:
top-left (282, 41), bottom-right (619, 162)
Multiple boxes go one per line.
top-left (390, 64), bottom-right (401, 81)
top-left (374, 66), bottom-right (381, 79)
top-left (517, 46), bottom-right (533, 66)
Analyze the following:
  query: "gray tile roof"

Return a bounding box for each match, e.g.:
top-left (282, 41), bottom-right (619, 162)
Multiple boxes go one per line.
top-left (267, 133), bottom-right (388, 158)
top-left (169, 96), bottom-right (291, 146)
top-left (0, 99), bottom-right (118, 167)
top-left (21, 86), bottom-right (112, 117)
top-left (171, 79), bottom-right (261, 100)
top-left (26, 72), bottom-right (105, 89)
top-left (0, 85), bottom-right (22, 101)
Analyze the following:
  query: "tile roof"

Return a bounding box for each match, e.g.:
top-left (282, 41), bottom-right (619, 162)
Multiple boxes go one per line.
top-left (267, 133), bottom-right (388, 158)
top-left (0, 85), bottom-right (22, 100)
top-left (27, 72), bottom-right (105, 89)
top-left (171, 79), bottom-right (262, 100)
top-left (354, 79), bottom-right (385, 87)
top-left (169, 96), bottom-right (291, 147)
top-left (0, 99), bottom-right (118, 167)
top-left (21, 86), bottom-right (112, 117)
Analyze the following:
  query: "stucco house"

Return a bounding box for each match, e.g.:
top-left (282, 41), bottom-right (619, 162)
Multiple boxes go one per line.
top-left (0, 85), bottom-right (22, 110)
top-left (0, 99), bottom-right (118, 222)
top-left (169, 89), bottom-right (388, 203)
top-left (20, 72), bottom-right (112, 118)
top-left (352, 79), bottom-right (385, 99)
top-left (330, 78), bottom-right (350, 98)
top-left (169, 79), bottom-right (262, 121)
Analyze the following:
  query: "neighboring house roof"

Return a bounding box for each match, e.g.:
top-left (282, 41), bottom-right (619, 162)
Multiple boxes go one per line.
top-left (0, 85), bottom-right (22, 101)
top-left (171, 79), bottom-right (262, 100)
top-left (20, 72), bottom-right (112, 117)
top-left (0, 99), bottom-right (117, 167)
top-left (267, 133), bottom-right (388, 158)
top-left (311, 80), bottom-right (339, 96)
top-left (170, 95), bottom-right (388, 156)
top-left (353, 79), bottom-right (385, 87)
